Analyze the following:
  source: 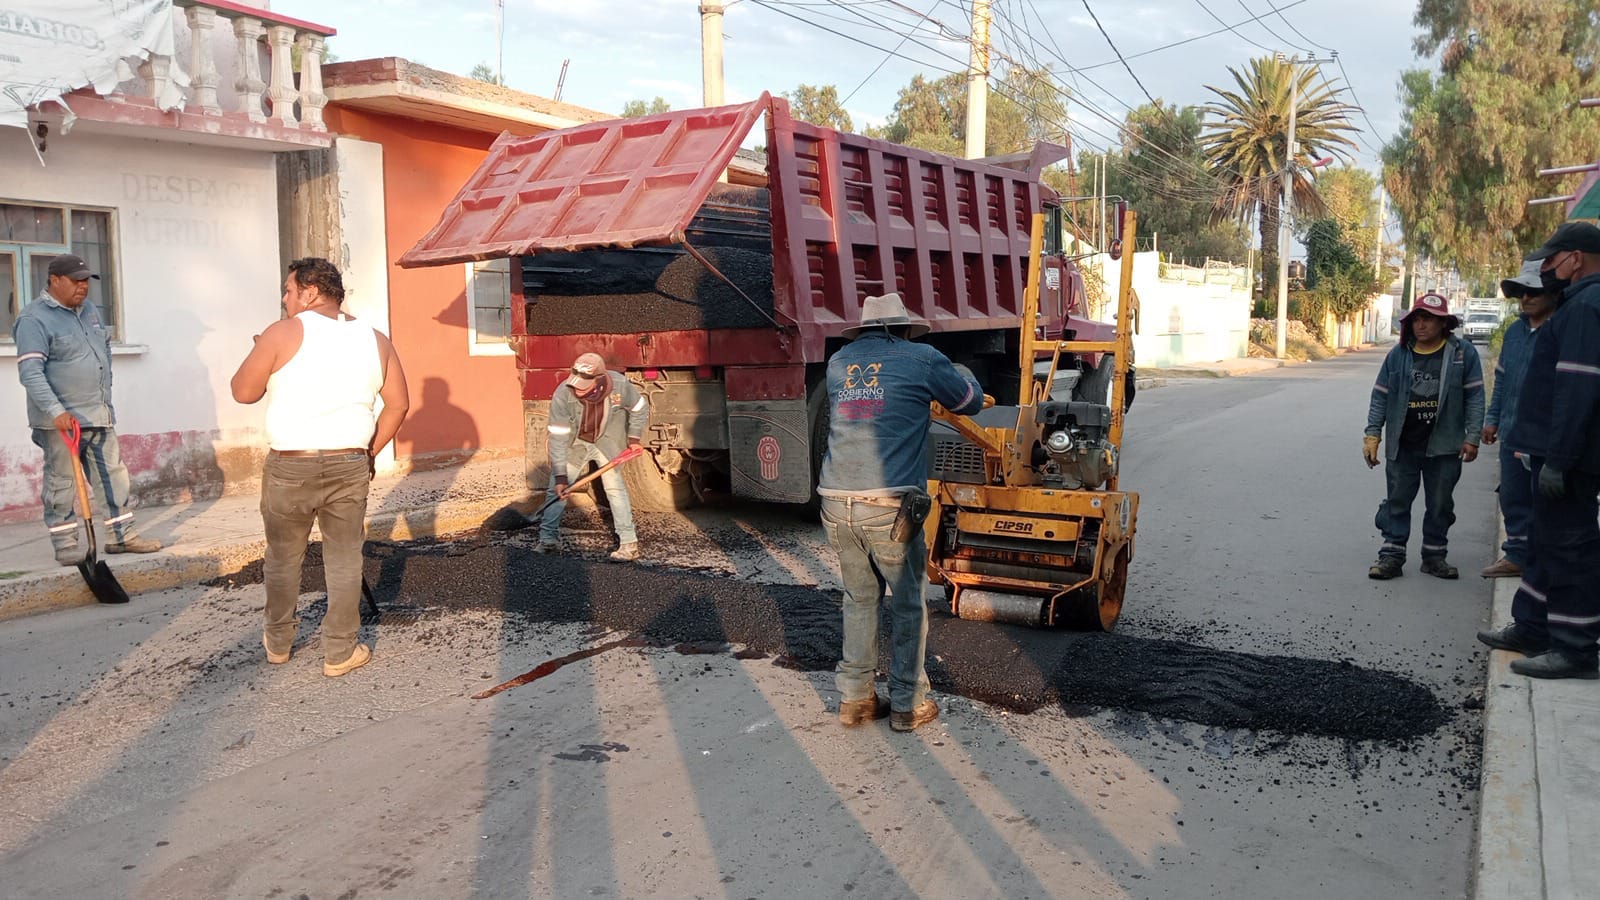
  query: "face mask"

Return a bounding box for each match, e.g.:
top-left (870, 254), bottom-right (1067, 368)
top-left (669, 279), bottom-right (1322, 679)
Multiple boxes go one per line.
top-left (1541, 255), bottom-right (1573, 295)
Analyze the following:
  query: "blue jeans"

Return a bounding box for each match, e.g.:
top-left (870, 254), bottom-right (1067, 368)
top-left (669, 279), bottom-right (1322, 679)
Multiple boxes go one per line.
top-left (31, 426), bottom-right (140, 550)
top-left (1375, 443), bottom-right (1462, 562)
top-left (1511, 460), bottom-right (1600, 658)
top-left (1498, 444), bottom-right (1533, 566)
top-left (820, 497), bottom-right (930, 712)
top-left (539, 440), bottom-right (636, 545)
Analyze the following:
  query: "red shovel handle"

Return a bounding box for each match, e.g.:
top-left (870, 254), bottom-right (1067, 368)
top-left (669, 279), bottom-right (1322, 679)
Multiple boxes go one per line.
top-left (58, 418), bottom-right (82, 455)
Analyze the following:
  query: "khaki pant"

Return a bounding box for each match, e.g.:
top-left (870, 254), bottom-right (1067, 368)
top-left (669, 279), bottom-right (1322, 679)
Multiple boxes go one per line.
top-left (260, 453), bottom-right (369, 664)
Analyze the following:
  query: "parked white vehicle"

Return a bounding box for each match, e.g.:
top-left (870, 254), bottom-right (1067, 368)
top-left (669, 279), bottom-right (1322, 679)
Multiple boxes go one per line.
top-left (1463, 310), bottom-right (1501, 343)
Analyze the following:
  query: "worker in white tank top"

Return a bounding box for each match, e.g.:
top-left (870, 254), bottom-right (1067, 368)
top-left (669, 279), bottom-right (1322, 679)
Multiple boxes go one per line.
top-left (230, 258), bottom-right (410, 678)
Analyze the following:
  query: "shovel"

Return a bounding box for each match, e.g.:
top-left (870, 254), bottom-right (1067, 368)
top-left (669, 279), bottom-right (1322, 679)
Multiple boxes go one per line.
top-left (58, 420), bottom-right (131, 605)
top-left (529, 446), bottom-right (646, 521)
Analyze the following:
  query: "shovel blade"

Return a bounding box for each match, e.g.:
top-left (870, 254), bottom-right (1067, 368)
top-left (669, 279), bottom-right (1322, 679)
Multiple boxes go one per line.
top-left (78, 558), bottom-right (131, 605)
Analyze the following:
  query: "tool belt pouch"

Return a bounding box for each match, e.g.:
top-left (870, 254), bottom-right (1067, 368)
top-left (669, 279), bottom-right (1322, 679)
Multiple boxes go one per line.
top-left (890, 490), bottom-right (933, 543)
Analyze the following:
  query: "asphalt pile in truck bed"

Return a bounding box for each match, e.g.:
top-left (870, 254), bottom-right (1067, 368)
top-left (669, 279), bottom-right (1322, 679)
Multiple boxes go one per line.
top-left (209, 538), bottom-right (1449, 743)
top-left (522, 245), bottom-right (776, 335)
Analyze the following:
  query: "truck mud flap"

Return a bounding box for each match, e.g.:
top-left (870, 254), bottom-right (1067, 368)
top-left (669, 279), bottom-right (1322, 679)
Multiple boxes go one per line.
top-left (728, 400), bottom-right (811, 503)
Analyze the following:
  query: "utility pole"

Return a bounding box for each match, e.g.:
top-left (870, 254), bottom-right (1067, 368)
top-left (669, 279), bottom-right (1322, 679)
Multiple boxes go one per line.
top-left (700, 3), bottom-right (724, 106)
top-left (964, 0), bottom-right (992, 159)
top-left (494, 0), bottom-right (505, 86)
top-left (1274, 53), bottom-right (1337, 359)
top-left (1098, 153), bottom-right (1107, 255)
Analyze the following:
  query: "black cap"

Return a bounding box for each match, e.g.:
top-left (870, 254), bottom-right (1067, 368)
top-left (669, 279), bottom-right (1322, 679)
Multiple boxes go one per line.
top-left (45, 254), bottom-right (98, 281)
top-left (1525, 221), bottom-right (1600, 261)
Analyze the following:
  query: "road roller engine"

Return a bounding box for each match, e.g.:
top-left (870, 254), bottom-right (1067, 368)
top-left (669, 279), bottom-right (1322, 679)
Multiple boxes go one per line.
top-left (925, 209), bottom-right (1140, 631)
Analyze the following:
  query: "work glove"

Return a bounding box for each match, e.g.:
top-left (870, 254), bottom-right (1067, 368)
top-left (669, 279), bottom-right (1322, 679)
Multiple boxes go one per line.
top-left (1362, 435), bottom-right (1381, 469)
top-left (1538, 465), bottom-right (1567, 499)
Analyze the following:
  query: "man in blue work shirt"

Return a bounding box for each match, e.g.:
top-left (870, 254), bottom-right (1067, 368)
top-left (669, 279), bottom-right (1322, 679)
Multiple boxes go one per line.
top-left (12, 254), bottom-right (161, 565)
top-left (1363, 292), bottom-right (1485, 580)
top-left (1479, 261), bottom-right (1555, 578)
top-left (1479, 222), bottom-right (1600, 679)
top-left (818, 293), bottom-right (984, 732)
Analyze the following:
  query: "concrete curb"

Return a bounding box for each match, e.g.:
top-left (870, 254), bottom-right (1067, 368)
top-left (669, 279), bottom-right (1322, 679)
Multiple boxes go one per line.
top-left (1473, 538), bottom-right (1543, 899)
top-left (0, 492), bottom-right (529, 624)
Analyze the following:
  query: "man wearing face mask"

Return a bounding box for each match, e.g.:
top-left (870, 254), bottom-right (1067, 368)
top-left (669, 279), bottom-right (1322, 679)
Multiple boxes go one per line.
top-left (1479, 260), bottom-right (1557, 578)
top-left (1364, 292), bottom-right (1484, 580)
top-left (1478, 222), bottom-right (1600, 679)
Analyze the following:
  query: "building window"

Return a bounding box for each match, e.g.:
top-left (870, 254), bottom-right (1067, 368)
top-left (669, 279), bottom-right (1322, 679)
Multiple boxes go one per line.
top-left (466, 257), bottom-right (513, 356)
top-left (1, 202), bottom-right (119, 340)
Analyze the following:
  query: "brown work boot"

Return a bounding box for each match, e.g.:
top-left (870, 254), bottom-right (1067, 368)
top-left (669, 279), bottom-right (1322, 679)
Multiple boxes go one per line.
top-left (609, 542), bottom-right (640, 561)
top-left (263, 636), bottom-right (291, 665)
top-left (1480, 558), bottom-right (1522, 579)
top-left (838, 692), bottom-right (890, 726)
top-left (323, 643), bottom-right (371, 678)
top-left (107, 536), bottom-right (162, 554)
top-left (891, 699), bottom-right (940, 732)
top-left (54, 544), bottom-right (84, 566)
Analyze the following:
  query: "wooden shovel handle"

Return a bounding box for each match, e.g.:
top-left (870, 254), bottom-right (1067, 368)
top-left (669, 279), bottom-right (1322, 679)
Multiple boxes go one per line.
top-left (57, 420), bottom-right (97, 554)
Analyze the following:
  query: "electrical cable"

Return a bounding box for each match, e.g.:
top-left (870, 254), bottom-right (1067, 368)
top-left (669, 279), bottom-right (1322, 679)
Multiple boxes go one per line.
top-left (1078, 0), bottom-right (1159, 107)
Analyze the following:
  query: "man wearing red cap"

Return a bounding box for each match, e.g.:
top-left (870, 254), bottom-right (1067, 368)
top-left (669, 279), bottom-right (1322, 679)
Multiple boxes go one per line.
top-left (537, 352), bottom-right (650, 560)
top-left (1363, 292), bottom-right (1485, 580)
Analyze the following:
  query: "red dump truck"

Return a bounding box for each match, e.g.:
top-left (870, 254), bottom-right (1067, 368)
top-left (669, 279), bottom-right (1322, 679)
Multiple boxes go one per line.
top-left (400, 93), bottom-right (1119, 509)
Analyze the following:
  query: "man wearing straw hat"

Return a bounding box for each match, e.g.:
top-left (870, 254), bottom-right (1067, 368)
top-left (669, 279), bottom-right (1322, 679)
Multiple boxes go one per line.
top-left (818, 292), bottom-right (984, 732)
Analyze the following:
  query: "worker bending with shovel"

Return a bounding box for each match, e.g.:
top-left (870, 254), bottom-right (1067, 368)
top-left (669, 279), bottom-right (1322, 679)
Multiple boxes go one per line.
top-left (535, 352), bottom-right (650, 561)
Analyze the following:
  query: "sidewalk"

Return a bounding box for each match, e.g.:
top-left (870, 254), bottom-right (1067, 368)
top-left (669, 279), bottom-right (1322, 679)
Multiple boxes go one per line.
top-left (1475, 561), bottom-right (1600, 900)
top-left (0, 455), bottom-right (533, 622)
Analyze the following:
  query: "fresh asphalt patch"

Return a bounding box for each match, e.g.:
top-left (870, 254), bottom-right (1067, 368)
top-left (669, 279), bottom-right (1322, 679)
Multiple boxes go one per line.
top-left (207, 536), bottom-right (1449, 742)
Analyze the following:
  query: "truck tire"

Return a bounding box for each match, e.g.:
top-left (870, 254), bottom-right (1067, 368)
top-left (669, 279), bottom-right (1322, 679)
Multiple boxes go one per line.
top-left (803, 379), bottom-right (830, 517)
top-left (1073, 355), bottom-right (1134, 411)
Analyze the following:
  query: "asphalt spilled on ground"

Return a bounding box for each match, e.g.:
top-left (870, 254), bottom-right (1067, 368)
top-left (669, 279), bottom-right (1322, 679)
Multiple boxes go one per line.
top-left (208, 535), bottom-right (1450, 744)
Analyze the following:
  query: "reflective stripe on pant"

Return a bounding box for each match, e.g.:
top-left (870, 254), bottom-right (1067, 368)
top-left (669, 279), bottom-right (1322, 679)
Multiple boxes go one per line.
top-left (1498, 444), bottom-right (1533, 567)
top-left (260, 453), bottom-right (370, 664)
top-left (1375, 443), bottom-right (1462, 562)
top-left (821, 497), bottom-right (930, 713)
top-left (1510, 460), bottom-right (1600, 657)
top-left (539, 439), bottom-right (636, 545)
top-left (31, 426), bottom-right (139, 547)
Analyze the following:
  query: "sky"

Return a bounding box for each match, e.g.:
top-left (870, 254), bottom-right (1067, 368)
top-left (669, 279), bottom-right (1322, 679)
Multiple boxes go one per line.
top-left (270, 0), bottom-right (1432, 246)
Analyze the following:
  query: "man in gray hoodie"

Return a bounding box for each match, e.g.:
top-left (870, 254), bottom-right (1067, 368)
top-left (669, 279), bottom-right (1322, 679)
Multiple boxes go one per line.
top-left (537, 352), bottom-right (650, 560)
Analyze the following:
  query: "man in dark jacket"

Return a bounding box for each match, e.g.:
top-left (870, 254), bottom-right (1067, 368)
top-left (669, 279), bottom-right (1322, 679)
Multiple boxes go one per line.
top-left (1479, 261), bottom-right (1556, 577)
top-left (1364, 292), bottom-right (1485, 580)
top-left (1479, 222), bottom-right (1600, 679)
top-left (819, 293), bottom-right (984, 732)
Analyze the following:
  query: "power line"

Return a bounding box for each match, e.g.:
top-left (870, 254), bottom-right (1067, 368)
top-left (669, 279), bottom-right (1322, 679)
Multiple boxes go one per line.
top-left (1071, 0), bottom-right (1318, 73)
top-left (1191, 0), bottom-right (1273, 54)
top-left (1078, 0), bottom-right (1158, 107)
top-left (839, 2), bottom-right (934, 105)
top-left (1265, 0), bottom-right (1336, 53)
top-left (1232, 0), bottom-right (1309, 54)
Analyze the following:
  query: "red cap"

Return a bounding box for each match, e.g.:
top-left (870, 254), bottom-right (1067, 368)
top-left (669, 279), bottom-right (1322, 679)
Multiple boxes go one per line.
top-left (1400, 292), bottom-right (1460, 329)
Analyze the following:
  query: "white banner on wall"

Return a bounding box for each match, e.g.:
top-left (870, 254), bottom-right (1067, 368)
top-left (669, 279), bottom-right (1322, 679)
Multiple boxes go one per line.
top-left (0, 1), bottom-right (184, 128)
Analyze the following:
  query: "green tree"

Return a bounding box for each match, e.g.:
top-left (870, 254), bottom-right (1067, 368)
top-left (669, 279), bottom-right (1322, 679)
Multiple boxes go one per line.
top-left (1200, 56), bottom-right (1360, 294)
top-left (1095, 102), bottom-right (1251, 263)
top-left (870, 66), bottom-right (1066, 158)
top-left (1383, 1), bottom-right (1600, 275)
top-left (468, 62), bottom-right (502, 86)
top-left (784, 84), bottom-right (853, 132)
top-left (621, 97), bottom-right (671, 118)
top-left (1301, 218), bottom-right (1384, 325)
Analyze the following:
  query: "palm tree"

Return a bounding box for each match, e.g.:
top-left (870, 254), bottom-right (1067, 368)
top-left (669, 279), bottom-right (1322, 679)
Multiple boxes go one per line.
top-left (1200, 57), bottom-right (1359, 293)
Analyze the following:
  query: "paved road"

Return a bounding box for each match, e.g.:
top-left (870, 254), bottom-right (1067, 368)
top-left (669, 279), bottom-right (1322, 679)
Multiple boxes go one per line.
top-left (0, 350), bottom-right (1496, 898)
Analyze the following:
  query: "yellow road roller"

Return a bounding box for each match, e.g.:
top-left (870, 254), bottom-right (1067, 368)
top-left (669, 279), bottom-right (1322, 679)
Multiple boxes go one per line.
top-left (925, 209), bottom-right (1140, 630)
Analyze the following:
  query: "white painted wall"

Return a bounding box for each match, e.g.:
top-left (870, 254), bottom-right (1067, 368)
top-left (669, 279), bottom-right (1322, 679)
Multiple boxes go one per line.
top-left (1099, 252), bottom-right (1253, 368)
top-left (0, 130), bottom-right (280, 513)
top-left (333, 136), bottom-right (397, 473)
